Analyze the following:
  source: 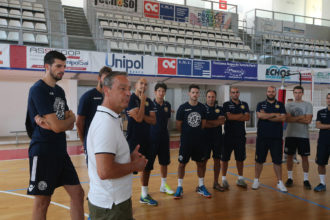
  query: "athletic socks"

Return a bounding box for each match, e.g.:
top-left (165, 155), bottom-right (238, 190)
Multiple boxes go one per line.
top-left (198, 178), bottom-right (204, 187)
top-left (222, 176), bottom-right (227, 181)
top-left (320, 175), bottom-right (325, 185)
top-left (288, 171), bottom-right (293, 179)
top-left (161, 178), bottom-right (167, 187)
top-left (141, 186), bottom-right (148, 198)
top-left (303, 172), bottom-right (309, 181)
top-left (238, 176), bottom-right (244, 180)
top-left (178, 178), bottom-right (183, 187)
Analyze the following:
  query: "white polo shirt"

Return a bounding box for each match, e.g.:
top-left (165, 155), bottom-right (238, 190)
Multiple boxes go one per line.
top-left (87, 105), bottom-right (132, 209)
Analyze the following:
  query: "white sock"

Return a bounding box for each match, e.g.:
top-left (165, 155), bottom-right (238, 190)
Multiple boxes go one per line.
top-left (253, 178), bottom-right (259, 183)
top-left (161, 178), bottom-right (167, 187)
top-left (288, 170), bottom-right (293, 179)
top-left (320, 175), bottom-right (326, 185)
top-left (303, 172), bottom-right (309, 181)
top-left (178, 178), bottom-right (183, 187)
top-left (238, 176), bottom-right (244, 180)
top-left (141, 186), bottom-right (148, 198)
top-left (278, 180), bottom-right (283, 185)
top-left (198, 178), bottom-right (204, 187)
top-left (222, 176), bottom-right (227, 181)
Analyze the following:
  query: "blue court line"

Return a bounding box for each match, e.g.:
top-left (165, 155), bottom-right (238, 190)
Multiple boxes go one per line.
top-left (4, 163), bottom-right (330, 211)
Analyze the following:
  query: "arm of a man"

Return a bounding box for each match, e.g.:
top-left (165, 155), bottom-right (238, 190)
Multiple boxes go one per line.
top-left (43, 110), bottom-right (75, 133)
top-left (143, 111), bottom-right (156, 125)
top-left (127, 96), bottom-right (146, 123)
top-left (316, 121), bottom-right (330, 129)
top-left (205, 116), bottom-right (226, 128)
top-left (76, 115), bottom-right (85, 143)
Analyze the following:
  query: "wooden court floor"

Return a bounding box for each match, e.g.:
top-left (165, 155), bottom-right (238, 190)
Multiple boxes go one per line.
top-left (0, 139), bottom-right (329, 220)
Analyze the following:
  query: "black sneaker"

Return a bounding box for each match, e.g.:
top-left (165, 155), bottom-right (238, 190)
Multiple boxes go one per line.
top-left (304, 180), bottom-right (312, 190)
top-left (285, 178), bottom-right (293, 187)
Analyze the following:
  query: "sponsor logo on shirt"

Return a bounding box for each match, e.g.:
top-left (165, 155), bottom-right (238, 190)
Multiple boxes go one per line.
top-left (215, 108), bottom-right (220, 113)
top-left (54, 97), bottom-right (65, 120)
top-left (187, 112), bottom-right (201, 127)
top-left (28, 184), bottom-right (34, 192)
top-left (184, 108), bottom-right (192, 111)
top-left (38, 181), bottom-right (47, 191)
top-left (275, 104), bottom-right (280, 109)
top-left (49, 92), bottom-right (54, 96)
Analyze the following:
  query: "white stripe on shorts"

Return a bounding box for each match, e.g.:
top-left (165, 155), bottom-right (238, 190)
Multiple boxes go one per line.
top-left (31, 156), bottom-right (38, 182)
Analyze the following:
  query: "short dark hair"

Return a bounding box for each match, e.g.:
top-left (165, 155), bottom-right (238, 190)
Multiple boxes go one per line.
top-left (293, 85), bottom-right (304, 93)
top-left (327, 93), bottom-right (330, 98)
top-left (206, 89), bottom-right (216, 96)
top-left (103, 71), bottom-right (127, 89)
top-left (99, 66), bottom-right (112, 78)
top-left (44, 50), bottom-right (66, 65)
top-left (189, 84), bottom-right (200, 92)
top-left (154, 82), bottom-right (167, 91)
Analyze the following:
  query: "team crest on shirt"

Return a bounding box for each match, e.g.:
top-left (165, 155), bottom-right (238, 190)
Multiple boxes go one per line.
top-left (187, 112), bottom-right (201, 127)
top-left (215, 108), bottom-right (220, 113)
top-left (178, 155), bottom-right (183, 162)
top-left (54, 97), bottom-right (65, 120)
top-left (145, 101), bottom-right (149, 107)
top-left (164, 107), bottom-right (168, 112)
top-left (241, 105), bottom-right (245, 110)
top-left (275, 104), bottom-right (280, 109)
top-left (38, 181), bottom-right (47, 191)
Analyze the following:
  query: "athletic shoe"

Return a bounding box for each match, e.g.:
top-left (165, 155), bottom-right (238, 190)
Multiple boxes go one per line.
top-left (196, 185), bottom-right (212, 198)
top-left (303, 180), bottom-right (312, 190)
top-left (293, 158), bottom-right (300, 164)
top-left (277, 182), bottom-right (288, 192)
top-left (285, 178), bottom-right (293, 187)
top-left (314, 183), bottom-right (326, 192)
top-left (213, 183), bottom-right (225, 192)
top-left (160, 183), bottom-right (174, 195)
top-left (222, 179), bottom-right (229, 190)
top-left (236, 179), bottom-right (248, 188)
top-left (252, 180), bottom-right (259, 190)
top-left (173, 186), bottom-right (183, 199)
top-left (140, 194), bottom-right (158, 206)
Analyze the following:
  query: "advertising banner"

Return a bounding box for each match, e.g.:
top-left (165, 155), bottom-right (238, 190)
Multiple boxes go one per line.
top-left (144, 0), bottom-right (159, 18)
top-left (94, 0), bottom-right (138, 13)
top-left (160, 3), bottom-right (174, 20)
top-left (193, 60), bottom-right (211, 77)
top-left (175, 6), bottom-right (189, 22)
top-left (158, 57), bottom-right (177, 75)
top-left (0, 44), bottom-right (10, 68)
top-left (177, 59), bottom-right (192, 76)
top-left (189, 8), bottom-right (213, 27)
top-left (212, 61), bottom-right (257, 80)
top-left (257, 64), bottom-right (300, 82)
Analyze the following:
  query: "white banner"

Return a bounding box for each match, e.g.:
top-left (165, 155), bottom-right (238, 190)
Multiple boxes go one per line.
top-left (92, 52), bottom-right (157, 75)
top-left (0, 44), bottom-right (10, 67)
top-left (26, 46), bottom-right (92, 71)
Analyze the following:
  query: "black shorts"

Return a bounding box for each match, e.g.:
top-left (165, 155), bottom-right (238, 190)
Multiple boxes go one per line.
top-left (315, 141), bottom-right (330, 166)
top-left (221, 135), bottom-right (246, 162)
top-left (284, 137), bottom-right (310, 156)
top-left (27, 154), bottom-right (80, 196)
top-left (178, 141), bottom-right (207, 164)
top-left (150, 136), bottom-right (171, 166)
top-left (128, 139), bottom-right (154, 171)
top-left (205, 136), bottom-right (223, 159)
top-left (255, 137), bottom-right (282, 165)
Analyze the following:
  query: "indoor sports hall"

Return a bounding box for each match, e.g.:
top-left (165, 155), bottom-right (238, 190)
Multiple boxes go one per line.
top-left (0, 0), bottom-right (329, 219)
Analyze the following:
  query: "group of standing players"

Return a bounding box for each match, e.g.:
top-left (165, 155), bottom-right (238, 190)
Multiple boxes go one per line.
top-left (26, 51), bottom-right (329, 219)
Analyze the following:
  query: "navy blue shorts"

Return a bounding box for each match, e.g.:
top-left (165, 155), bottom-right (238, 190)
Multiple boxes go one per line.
top-left (27, 154), bottom-right (80, 196)
top-left (150, 136), bottom-right (171, 166)
top-left (284, 137), bottom-right (310, 156)
top-left (315, 141), bottom-right (330, 166)
top-left (255, 137), bottom-right (282, 165)
top-left (205, 136), bottom-right (223, 159)
top-left (178, 141), bottom-right (207, 164)
top-left (128, 139), bottom-right (154, 171)
top-left (221, 135), bottom-right (246, 162)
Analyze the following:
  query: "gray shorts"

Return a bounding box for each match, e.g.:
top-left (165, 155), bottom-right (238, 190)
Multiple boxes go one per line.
top-left (88, 198), bottom-right (133, 220)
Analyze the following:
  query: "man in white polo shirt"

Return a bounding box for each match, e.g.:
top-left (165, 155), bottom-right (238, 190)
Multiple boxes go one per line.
top-left (87, 71), bottom-right (147, 220)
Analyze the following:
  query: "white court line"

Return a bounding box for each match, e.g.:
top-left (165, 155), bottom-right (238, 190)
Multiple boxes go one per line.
top-left (0, 190), bottom-right (89, 217)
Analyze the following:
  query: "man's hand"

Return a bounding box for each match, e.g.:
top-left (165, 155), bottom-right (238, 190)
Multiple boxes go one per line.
top-left (34, 115), bottom-right (51, 130)
top-left (131, 145), bottom-right (147, 172)
top-left (127, 108), bottom-right (139, 118)
top-left (138, 91), bottom-right (146, 103)
top-left (131, 145), bottom-right (143, 161)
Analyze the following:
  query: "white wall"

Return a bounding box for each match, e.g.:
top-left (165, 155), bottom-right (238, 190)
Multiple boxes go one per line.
top-left (0, 79), bottom-right (78, 136)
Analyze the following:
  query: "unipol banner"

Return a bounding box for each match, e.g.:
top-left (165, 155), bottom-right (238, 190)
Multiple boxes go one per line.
top-left (0, 44), bottom-right (10, 67)
top-left (212, 61), bottom-right (257, 81)
top-left (94, 0), bottom-right (138, 13)
top-left (26, 46), bottom-right (91, 71)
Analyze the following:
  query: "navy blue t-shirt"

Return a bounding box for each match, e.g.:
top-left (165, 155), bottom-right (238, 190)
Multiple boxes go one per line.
top-left (126, 93), bottom-right (156, 143)
top-left (257, 100), bottom-right (286, 138)
top-left (176, 102), bottom-right (206, 144)
top-left (27, 80), bottom-right (69, 156)
top-left (316, 108), bottom-right (330, 142)
top-left (77, 88), bottom-right (103, 147)
top-left (223, 100), bottom-right (249, 136)
top-left (150, 100), bottom-right (171, 142)
top-left (205, 104), bottom-right (224, 143)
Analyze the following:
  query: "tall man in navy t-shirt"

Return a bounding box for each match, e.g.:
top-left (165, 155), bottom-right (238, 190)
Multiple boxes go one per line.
top-left (221, 87), bottom-right (250, 189)
top-left (26, 51), bottom-right (84, 219)
top-left (314, 93), bottom-right (330, 192)
top-left (126, 78), bottom-right (157, 205)
top-left (76, 66), bottom-right (112, 164)
top-left (150, 82), bottom-right (174, 195)
top-left (174, 84), bottom-right (211, 199)
top-left (204, 90), bottom-right (226, 192)
top-left (252, 86), bottom-right (287, 192)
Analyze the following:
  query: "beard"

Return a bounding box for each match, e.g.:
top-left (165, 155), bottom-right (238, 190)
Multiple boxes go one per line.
top-left (267, 95), bottom-right (275, 101)
top-left (50, 69), bottom-right (63, 81)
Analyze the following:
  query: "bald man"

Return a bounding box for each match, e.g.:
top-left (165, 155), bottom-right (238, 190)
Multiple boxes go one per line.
top-left (126, 78), bottom-right (158, 206)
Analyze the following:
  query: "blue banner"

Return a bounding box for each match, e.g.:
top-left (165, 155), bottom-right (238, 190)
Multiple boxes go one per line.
top-left (177, 59), bottom-right (192, 76)
top-left (193, 60), bottom-right (210, 77)
top-left (175, 6), bottom-right (189, 22)
top-left (211, 61), bottom-right (257, 80)
top-left (160, 3), bottom-right (174, 20)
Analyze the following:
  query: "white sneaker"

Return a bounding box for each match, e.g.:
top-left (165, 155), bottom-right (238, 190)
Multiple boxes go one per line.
top-left (160, 183), bottom-right (174, 195)
top-left (252, 180), bottom-right (260, 190)
top-left (277, 182), bottom-right (288, 192)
